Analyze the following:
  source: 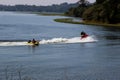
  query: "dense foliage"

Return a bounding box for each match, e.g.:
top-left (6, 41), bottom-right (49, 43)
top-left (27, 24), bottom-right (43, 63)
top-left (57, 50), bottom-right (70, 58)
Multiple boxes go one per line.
top-left (0, 3), bottom-right (78, 12)
top-left (66, 0), bottom-right (120, 24)
top-left (65, 0), bottom-right (91, 17)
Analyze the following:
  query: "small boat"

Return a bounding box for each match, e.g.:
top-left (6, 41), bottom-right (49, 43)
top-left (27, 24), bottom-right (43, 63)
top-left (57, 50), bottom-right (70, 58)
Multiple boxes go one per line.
top-left (27, 41), bottom-right (39, 46)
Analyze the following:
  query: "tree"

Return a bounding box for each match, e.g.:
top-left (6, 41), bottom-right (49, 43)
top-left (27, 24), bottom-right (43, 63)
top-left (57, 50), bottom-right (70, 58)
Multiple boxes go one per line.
top-left (82, 0), bottom-right (120, 23)
top-left (78, 0), bottom-right (90, 7)
top-left (96, 0), bottom-right (105, 4)
top-left (65, 0), bottom-right (91, 17)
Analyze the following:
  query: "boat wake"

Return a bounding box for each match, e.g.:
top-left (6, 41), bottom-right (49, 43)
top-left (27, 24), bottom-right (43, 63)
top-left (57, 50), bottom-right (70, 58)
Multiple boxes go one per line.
top-left (0, 36), bottom-right (97, 46)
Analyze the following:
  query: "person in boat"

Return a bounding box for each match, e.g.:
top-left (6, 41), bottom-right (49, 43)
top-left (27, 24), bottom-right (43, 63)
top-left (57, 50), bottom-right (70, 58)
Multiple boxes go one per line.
top-left (32, 38), bottom-right (36, 44)
top-left (32, 39), bottom-right (39, 45)
top-left (28, 40), bottom-right (31, 43)
top-left (28, 39), bottom-right (39, 46)
top-left (28, 39), bottom-right (36, 43)
top-left (81, 31), bottom-right (88, 39)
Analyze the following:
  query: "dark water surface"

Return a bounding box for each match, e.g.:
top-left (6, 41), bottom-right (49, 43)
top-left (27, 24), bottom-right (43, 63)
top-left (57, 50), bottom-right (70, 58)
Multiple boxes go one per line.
top-left (0, 12), bottom-right (120, 80)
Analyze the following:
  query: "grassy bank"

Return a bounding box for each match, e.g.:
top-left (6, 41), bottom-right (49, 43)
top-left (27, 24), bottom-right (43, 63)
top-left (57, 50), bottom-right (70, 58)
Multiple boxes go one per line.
top-left (18, 11), bottom-right (65, 16)
top-left (31, 12), bottom-right (65, 16)
top-left (54, 18), bottom-right (120, 27)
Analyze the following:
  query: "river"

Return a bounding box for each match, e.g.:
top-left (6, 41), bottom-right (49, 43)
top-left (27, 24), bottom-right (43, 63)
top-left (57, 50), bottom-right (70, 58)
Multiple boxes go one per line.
top-left (0, 12), bottom-right (120, 80)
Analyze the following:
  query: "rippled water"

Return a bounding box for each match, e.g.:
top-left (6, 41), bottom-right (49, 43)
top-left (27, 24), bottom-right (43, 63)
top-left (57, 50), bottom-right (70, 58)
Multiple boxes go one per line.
top-left (0, 12), bottom-right (120, 80)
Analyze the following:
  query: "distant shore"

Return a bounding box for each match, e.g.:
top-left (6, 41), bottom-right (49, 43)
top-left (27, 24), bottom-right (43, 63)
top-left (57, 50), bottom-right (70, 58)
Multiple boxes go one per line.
top-left (20, 12), bottom-right (120, 28)
top-left (29, 12), bottom-right (65, 16)
top-left (34, 12), bottom-right (120, 27)
top-left (54, 18), bottom-right (120, 28)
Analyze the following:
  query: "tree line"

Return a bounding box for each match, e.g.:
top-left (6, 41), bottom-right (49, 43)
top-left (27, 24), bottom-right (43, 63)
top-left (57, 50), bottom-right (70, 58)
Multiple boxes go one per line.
top-left (0, 3), bottom-right (78, 13)
top-left (66, 0), bottom-right (120, 24)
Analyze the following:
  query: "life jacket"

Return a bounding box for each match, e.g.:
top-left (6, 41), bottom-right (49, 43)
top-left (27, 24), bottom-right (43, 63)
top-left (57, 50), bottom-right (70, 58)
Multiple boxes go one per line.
top-left (81, 34), bottom-right (88, 39)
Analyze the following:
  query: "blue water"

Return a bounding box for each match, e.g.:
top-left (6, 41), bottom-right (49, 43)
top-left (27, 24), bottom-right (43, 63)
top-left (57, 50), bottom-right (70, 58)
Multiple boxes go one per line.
top-left (0, 12), bottom-right (120, 80)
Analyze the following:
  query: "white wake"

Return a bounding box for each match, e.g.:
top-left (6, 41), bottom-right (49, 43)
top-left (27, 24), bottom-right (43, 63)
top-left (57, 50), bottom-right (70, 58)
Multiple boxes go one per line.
top-left (0, 36), bottom-right (97, 46)
top-left (0, 42), bottom-right (27, 46)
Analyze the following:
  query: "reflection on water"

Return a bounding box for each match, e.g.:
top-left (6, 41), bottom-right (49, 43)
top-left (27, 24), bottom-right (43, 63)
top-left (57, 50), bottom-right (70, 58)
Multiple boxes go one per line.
top-left (97, 26), bottom-right (120, 40)
top-left (104, 35), bottom-right (120, 40)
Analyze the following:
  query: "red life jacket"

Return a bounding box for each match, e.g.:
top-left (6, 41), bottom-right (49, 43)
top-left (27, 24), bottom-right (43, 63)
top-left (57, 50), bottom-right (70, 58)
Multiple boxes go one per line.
top-left (81, 34), bottom-right (88, 39)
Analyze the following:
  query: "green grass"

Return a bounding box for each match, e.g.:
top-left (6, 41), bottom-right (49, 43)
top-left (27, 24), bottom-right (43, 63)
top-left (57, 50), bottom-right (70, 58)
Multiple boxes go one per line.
top-left (20, 12), bottom-right (65, 16)
top-left (33, 12), bottom-right (65, 16)
top-left (54, 18), bottom-right (120, 27)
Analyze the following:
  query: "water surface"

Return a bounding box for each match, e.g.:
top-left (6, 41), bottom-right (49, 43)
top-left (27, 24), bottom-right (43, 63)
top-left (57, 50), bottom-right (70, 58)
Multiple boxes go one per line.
top-left (0, 12), bottom-right (120, 80)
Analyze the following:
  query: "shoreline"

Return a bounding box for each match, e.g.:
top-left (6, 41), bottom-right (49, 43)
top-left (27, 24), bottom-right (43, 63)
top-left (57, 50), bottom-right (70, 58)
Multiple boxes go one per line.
top-left (54, 18), bottom-right (120, 28)
top-left (7, 11), bottom-right (120, 28)
top-left (29, 12), bottom-right (65, 16)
